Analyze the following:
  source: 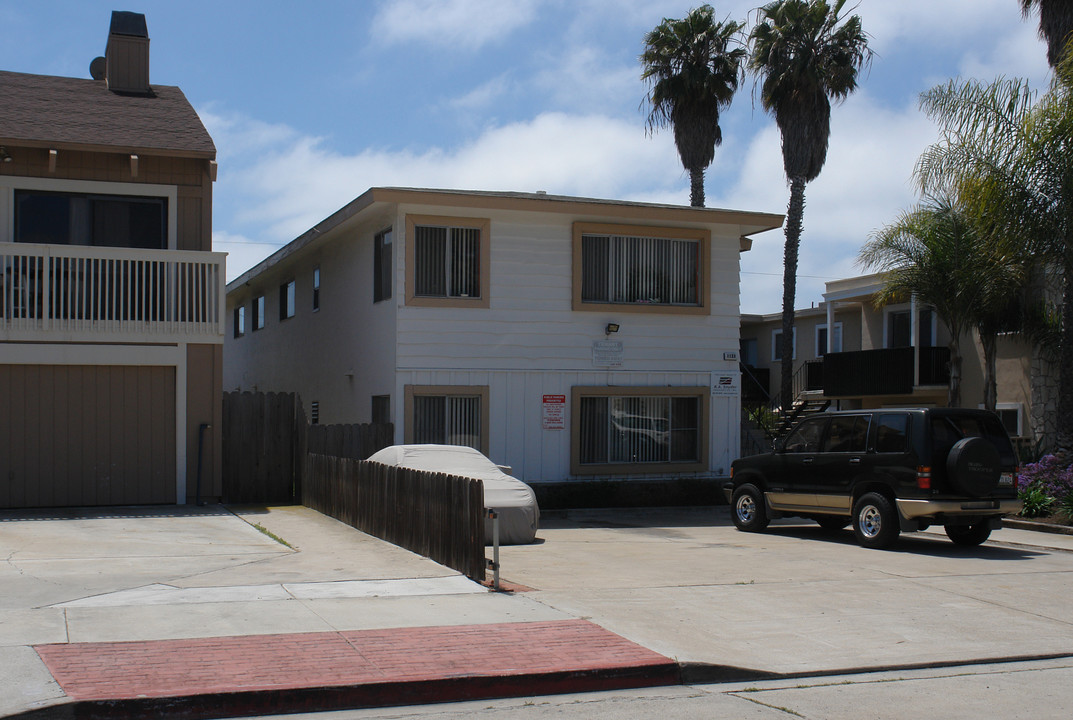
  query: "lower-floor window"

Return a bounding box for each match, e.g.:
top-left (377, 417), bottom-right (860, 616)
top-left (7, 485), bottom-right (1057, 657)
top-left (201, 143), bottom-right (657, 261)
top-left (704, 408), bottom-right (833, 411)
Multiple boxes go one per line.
top-left (405, 385), bottom-right (489, 454)
top-left (572, 387), bottom-right (708, 474)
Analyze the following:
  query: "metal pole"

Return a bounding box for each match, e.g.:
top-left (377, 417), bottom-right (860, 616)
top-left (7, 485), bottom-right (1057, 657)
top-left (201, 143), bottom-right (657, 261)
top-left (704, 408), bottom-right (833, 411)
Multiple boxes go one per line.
top-left (487, 509), bottom-right (500, 591)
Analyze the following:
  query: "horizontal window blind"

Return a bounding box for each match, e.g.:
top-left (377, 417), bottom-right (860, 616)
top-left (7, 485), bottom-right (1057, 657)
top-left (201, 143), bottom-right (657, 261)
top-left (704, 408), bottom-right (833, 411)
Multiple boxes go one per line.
top-left (581, 234), bottom-right (698, 305)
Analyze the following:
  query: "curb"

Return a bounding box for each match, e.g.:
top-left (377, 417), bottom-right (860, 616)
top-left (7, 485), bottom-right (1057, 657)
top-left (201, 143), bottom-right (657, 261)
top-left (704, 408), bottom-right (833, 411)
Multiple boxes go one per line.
top-left (5, 664), bottom-right (680, 720)
top-left (1003, 518), bottom-right (1073, 535)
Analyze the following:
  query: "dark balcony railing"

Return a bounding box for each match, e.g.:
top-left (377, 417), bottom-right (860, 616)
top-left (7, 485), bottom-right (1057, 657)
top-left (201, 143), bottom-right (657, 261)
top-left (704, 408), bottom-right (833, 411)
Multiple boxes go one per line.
top-left (918, 346), bottom-right (951, 385)
top-left (822, 346), bottom-right (950, 397)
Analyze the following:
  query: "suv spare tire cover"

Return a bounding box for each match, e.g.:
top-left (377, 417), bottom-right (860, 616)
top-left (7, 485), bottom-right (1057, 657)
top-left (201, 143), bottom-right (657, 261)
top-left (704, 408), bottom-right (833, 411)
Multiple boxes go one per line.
top-left (946, 436), bottom-right (1001, 497)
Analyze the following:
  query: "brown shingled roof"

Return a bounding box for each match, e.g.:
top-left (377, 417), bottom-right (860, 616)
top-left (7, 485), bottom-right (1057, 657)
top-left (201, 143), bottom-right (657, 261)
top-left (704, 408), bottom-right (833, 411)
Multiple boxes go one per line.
top-left (0, 70), bottom-right (215, 158)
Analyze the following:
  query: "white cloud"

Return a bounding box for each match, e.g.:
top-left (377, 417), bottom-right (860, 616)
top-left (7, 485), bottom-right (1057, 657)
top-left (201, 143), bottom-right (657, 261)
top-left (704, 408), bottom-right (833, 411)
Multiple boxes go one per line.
top-left (725, 92), bottom-right (938, 314)
top-left (370, 0), bottom-right (540, 49)
top-left (214, 111), bottom-right (687, 278)
top-left (533, 44), bottom-right (642, 112)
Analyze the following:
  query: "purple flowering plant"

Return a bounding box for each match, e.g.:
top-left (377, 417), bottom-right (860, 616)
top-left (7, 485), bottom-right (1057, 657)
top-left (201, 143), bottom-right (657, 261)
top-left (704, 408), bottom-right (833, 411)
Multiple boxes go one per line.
top-left (1017, 455), bottom-right (1073, 519)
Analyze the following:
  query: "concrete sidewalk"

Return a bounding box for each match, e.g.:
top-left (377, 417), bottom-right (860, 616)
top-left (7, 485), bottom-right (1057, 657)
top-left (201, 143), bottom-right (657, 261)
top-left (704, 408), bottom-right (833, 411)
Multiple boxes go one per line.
top-left (0, 505), bottom-right (673, 719)
top-left (4, 504), bottom-right (1073, 718)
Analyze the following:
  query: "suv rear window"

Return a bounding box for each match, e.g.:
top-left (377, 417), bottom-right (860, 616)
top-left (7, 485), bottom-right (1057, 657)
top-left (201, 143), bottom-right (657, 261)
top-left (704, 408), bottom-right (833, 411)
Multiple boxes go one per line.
top-left (875, 414), bottom-right (909, 453)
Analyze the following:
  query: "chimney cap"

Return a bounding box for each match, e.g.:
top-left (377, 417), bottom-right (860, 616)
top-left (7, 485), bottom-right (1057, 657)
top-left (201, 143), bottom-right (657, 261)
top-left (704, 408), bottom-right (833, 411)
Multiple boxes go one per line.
top-left (109, 11), bottom-right (148, 38)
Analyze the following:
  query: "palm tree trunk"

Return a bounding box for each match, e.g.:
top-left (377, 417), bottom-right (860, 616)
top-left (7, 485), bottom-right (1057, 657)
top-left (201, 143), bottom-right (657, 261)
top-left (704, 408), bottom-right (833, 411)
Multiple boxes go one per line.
top-left (980, 330), bottom-right (998, 411)
top-left (947, 337), bottom-right (963, 408)
top-left (780, 177), bottom-right (806, 406)
top-left (690, 168), bottom-right (705, 207)
top-left (1055, 261), bottom-right (1073, 460)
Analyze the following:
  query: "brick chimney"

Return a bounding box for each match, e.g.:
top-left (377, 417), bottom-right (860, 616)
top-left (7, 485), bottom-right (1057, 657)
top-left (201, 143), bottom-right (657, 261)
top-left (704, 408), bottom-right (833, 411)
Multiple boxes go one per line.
top-left (104, 11), bottom-right (150, 94)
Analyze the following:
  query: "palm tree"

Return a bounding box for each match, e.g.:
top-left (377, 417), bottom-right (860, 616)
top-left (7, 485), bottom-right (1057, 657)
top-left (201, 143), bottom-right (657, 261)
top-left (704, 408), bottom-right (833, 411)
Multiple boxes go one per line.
top-left (641, 5), bottom-right (746, 208)
top-left (1021, 0), bottom-right (1073, 67)
top-left (748, 0), bottom-right (872, 407)
top-left (916, 57), bottom-right (1073, 455)
top-left (859, 195), bottom-right (1027, 409)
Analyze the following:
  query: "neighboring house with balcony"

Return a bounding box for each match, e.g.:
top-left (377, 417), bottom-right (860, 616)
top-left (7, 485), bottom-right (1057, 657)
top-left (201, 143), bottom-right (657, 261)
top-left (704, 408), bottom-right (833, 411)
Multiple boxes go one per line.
top-left (225, 187), bottom-right (782, 488)
top-left (740, 273), bottom-right (1033, 441)
top-left (0, 12), bottom-right (224, 509)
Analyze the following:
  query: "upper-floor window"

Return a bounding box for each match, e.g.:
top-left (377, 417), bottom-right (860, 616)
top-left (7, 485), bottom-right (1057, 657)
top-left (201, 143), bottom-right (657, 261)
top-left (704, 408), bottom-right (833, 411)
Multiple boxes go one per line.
top-left (14, 190), bottom-right (166, 249)
top-left (312, 267), bottom-right (320, 312)
top-left (253, 295), bottom-right (265, 330)
top-left (573, 223), bottom-right (708, 314)
top-left (374, 228), bottom-right (392, 303)
top-left (886, 307), bottom-right (935, 348)
top-left (233, 306), bottom-right (246, 338)
top-left (405, 215), bottom-right (490, 308)
top-left (772, 327), bottom-right (797, 362)
top-left (816, 322), bottom-right (843, 356)
top-left (280, 280), bottom-right (295, 320)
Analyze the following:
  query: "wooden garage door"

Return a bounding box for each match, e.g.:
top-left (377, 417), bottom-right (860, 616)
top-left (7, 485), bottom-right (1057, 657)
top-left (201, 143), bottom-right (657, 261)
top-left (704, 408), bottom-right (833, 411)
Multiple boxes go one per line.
top-left (0, 365), bottom-right (176, 508)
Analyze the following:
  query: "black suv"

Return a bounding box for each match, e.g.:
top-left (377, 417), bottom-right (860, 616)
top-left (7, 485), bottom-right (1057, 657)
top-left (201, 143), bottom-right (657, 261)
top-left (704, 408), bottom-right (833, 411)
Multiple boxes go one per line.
top-left (725, 408), bottom-right (1021, 549)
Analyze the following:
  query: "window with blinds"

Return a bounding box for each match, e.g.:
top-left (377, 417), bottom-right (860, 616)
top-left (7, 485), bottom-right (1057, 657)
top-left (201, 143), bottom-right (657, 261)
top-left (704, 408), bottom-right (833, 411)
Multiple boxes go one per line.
top-left (581, 233), bottom-right (699, 306)
top-left (414, 225), bottom-right (481, 298)
top-left (578, 394), bottom-right (700, 465)
top-left (412, 394), bottom-right (482, 451)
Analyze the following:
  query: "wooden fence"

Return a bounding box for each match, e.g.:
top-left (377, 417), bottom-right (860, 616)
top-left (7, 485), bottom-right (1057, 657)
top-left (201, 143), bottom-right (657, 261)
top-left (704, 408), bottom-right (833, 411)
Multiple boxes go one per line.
top-left (307, 423), bottom-right (395, 461)
top-left (222, 391), bottom-right (306, 504)
top-left (303, 453), bottom-right (486, 582)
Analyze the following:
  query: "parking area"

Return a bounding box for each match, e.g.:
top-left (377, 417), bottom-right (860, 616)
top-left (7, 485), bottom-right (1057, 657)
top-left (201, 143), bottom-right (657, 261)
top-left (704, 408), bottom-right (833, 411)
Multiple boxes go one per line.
top-left (3, 503), bottom-right (1073, 716)
top-left (498, 508), bottom-right (1073, 676)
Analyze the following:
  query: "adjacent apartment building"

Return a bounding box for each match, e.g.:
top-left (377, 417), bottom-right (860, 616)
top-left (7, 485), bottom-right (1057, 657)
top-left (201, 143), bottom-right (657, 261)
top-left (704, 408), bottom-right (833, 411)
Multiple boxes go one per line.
top-left (741, 273), bottom-right (1033, 440)
top-left (0, 12), bottom-right (225, 508)
top-left (226, 188), bottom-right (782, 486)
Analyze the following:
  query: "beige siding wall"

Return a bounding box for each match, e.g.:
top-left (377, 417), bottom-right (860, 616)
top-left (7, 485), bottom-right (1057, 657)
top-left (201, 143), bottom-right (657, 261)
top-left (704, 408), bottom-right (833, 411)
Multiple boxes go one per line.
top-left (0, 143), bottom-right (213, 251)
top-left (0, 364), bottom-right (175, 508)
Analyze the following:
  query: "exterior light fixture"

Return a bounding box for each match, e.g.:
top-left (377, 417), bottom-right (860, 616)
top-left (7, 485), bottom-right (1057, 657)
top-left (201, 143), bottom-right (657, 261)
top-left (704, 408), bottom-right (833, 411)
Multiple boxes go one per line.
top-left (605, 323), bottom-right (620, 335)
top-left (0, 146), bottom-right (11, 163)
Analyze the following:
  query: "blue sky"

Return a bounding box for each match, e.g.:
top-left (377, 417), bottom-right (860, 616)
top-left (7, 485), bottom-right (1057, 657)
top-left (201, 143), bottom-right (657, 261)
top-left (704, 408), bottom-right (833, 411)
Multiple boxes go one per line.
top-left (0, 1), bottom-right (1054, 312)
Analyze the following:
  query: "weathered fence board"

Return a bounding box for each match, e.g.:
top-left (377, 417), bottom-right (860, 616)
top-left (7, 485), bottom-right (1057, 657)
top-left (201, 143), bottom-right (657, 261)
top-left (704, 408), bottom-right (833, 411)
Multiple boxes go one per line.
top-left (303, 453), bottom-right (485, 582)
top-left (222, 391), bottom-right (305, 504)
top-left (307, 423), bottom-right (394, 461)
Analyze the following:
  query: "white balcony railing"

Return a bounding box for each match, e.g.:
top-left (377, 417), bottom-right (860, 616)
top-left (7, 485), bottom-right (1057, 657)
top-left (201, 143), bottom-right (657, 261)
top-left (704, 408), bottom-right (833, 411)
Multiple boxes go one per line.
top-left (1, 243), bottom-right (226, 343)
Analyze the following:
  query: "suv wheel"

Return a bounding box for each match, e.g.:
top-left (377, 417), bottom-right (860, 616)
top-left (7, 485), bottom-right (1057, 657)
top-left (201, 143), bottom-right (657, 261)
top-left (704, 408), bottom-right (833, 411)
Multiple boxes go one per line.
top-left (852, 493), bottom-right (899, 549)
top-left (732, 484), bottom-right (770, 532)
top-left (945, 522), bottom-right (992, 546)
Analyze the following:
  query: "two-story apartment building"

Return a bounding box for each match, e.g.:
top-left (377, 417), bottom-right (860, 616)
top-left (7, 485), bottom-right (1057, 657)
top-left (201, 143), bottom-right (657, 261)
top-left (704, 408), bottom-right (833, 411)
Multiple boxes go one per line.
top-left (225, 188), bottom-right (782, 486)
top-left (741, 273), bottom-right (1034, 440)
top-left (0, 12), bottom-right (224, 509)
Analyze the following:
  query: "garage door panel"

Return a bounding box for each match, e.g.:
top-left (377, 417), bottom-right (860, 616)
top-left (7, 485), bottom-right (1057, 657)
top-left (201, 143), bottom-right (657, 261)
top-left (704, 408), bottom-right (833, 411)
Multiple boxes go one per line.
top-left (0, 365), bottom-right (176, 509)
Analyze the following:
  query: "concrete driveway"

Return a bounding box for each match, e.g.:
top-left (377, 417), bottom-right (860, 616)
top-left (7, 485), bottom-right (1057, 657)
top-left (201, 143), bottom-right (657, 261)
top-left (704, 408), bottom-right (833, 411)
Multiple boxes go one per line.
top-left (497, 508), bottom-right (1073, 677)
top-left (3, 503), bottom-right (1072, 716)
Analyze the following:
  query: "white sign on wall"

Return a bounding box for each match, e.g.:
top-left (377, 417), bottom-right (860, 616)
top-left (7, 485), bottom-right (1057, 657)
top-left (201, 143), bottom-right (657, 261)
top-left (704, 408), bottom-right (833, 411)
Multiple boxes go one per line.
top-left (711, 372), bottom-right (740, 397)
top-left (542, 394), bottom-right (566, 430)
top-left (592, 340), bottom-right (623, 366)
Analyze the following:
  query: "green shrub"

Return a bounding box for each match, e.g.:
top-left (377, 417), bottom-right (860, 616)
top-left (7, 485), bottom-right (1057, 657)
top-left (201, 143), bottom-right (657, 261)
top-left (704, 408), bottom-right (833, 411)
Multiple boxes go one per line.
top-left (1019, 483), bottom-right (1056, 518)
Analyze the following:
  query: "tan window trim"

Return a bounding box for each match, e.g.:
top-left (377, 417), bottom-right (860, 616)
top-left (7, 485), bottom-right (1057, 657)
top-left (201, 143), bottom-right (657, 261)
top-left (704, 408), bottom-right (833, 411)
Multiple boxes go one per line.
top-left (405, 214), bottom-right (491, 308)
top-left (570, 386), bottom-right (710, 476)
top-left (404, 384), bottom-right (490, 455)
top-left (572, 222), bottom-right (710, 315)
